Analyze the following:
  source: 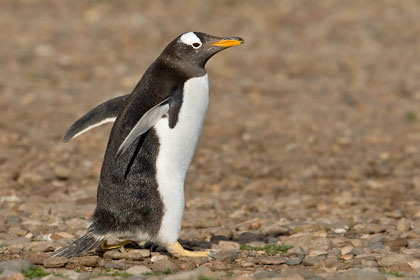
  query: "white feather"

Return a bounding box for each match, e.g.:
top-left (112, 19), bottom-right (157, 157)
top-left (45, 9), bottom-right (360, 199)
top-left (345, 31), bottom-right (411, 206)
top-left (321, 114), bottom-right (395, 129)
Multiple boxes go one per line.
top-left (179, 32), bottom-right (201, 46)
top-left (154, 74), bottom-right (209, 246)
top-left (72, 117), bottom-right (116, 139)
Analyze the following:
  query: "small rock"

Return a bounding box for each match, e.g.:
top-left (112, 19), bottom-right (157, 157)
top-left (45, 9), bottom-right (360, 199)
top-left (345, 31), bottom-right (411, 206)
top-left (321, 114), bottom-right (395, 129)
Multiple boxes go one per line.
top-left (340, 245), bottom-right (353, 255)
top-left (0, 259), bottom-right (33, 273)
top-left (43, 256), bottom-right (68, 268)
top-left (258, 256), bottom-right (286, 265)
top-left (5, 216), bottom-right (23, 226)
top-left (287, 257), bottom-right (303, 266)
top-left (7, 272), bottom-right (25, 280)
top-left (283, 235), bottom-right (332, 252)
top-left (62, 270), bottom-right (81, 280)
top-left (378, 254), bottom-right (412, 267)
top-left (261, 224), bottom-right (289, 236)
top-left (366, 234), bottom-right (387, 244)
top-left (302, 256), bottom-right (325, 266)
top-left (104, 259), bottom-right (127, 270)
top-left (25, 253), bottom-right (48, 265)
top-left (151, 254), bottom-right (169, 262)
top-left (350, 248), bottom-right (365, 256)
top-left (334, 228), bottom-right (347, 234)
top-left (103, 250), bottom-right (123, 260)
top-left (125, 249), bottom-right (150, 260)
top-left (309, 250), bottom-right (327, 256)
top-left (340, 254), bottom-right (353, 261)
top-left (238, 232), bottom-right (262, 243)
top-left (152, 260), bottom-right (178, 272)
top-left (31, 242), bottom-right (55, 253)
top-left (163, 271), bottom-right (199, 280)
top-left (218, 241), bottom-right (240, 251)
top-left (126, 265), bottom-right (153, 275)
top-left (350, 239), bottom-right (369, 248)
top-left (194, 266), bottom-right (221, 279)
top-left (286, 246), bottom-right (306, 257)
top-left (354, 224), bottom-right (386, 234)
top-left (254, 270), bottom-right (280, 279)
top-left (389, 262), bottom-right (413, 272)
top-left (214, 249), bottom-right (238, 263)
top-left (397, 218), bottom-right (410, 232)
top-left (77, 256), bottom-right (99, 267)
top-left (384, 238), bottom-right (408, 250)
top-left (332, 269), bottom-right (386, 280)
top-left (279, 268), bottom-right (321, 280)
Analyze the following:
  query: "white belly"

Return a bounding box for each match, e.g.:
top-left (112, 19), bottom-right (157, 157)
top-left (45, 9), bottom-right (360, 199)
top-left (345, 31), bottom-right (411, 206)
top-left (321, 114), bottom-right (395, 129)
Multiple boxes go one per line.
top-left (154, 74), bottom-right (209, 245)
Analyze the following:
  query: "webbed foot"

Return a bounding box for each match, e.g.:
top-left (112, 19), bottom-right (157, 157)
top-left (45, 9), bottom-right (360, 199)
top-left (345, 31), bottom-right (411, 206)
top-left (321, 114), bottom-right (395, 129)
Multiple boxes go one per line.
top-left (167, 241), bottom-right (212, 258)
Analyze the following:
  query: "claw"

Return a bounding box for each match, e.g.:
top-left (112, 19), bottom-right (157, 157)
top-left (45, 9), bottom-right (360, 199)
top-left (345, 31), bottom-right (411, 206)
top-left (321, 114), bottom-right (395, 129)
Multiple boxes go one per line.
top-left (101, 240), bottom-right (137, 252)
top-left (167, 241), bottom-right (211, 258)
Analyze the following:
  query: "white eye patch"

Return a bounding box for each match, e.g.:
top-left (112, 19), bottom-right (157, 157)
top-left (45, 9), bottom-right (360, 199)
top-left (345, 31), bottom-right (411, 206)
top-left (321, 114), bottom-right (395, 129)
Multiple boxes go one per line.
top-left (179, 32), bottom-right (202, 49)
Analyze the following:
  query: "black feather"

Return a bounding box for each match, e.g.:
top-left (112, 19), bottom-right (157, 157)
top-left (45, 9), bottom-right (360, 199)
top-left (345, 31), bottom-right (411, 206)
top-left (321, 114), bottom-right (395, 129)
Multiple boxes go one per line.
top-left (51, 232), bottom-right (105, 258)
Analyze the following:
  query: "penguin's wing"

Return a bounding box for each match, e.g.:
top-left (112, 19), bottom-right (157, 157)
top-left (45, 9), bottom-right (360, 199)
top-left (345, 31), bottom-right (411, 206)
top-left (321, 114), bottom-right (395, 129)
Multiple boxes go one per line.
top-left (64, 94), bottom-right (130, 142)
top-left (116, 98), bottom-right (170, 156)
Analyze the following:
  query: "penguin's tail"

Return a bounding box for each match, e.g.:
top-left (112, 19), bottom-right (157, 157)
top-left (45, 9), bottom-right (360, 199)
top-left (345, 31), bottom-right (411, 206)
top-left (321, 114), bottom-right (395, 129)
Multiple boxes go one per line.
top-left (51, 232), bottom-right (105, 258)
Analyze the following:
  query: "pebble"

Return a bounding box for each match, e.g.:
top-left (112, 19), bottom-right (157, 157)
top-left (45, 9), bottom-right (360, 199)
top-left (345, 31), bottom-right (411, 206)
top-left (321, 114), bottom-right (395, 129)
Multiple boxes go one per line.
top-left (77, 256), bottom-right (99, 267)
top-left (62, 270), bottom-right (82, 280)
top-left (214, 249), bottom-right (238, 262)
top-left (0, 259), bottom-right (32, 273)
top-left (151, 259), bottom-right (179, 272)
top-left (5, 216), bottom-right (23, 226)
top-left (31, 242), bottom-right (55, 253)
top-left (25, 253), bottom-right (48, 264)
top-left (302, 256), bottom-right (325, 266)
top-left (43, 256), bottom-right (68, 268)
top-left (104, 259), bottom-right (127, 270)
top-left (286, 246), bottom-right (306, 257)
top-left (330, 269), bottom-right (386, 280)
top-left (254, 270), bottom-right (280, 279)
top-left (126, 265), bottom-right (153, 275)
top-left (125, 249), bottom-right (150, 260)
top-left (279, 268), bottom-right (322, 280)
top-left (397, 218), bottom-right (410, 232)
top-left (163, 271), bottom-right (199, 280)
top-left (151, 254), bottom-right (169, 262)
top-left (283, 235), bottom-right (332, 252)
top-left (260, 224), bottom-right (289, 236)
top-left (217, 241), bottom-right (240, 251)
top-left (258, 256), bottom-right (286, 265)
top-left (377, 253), bottom-right (412, 267)
top-left (6, 272), bottom-right (25, 280)
top-left (354, 224), bottom-right (386, 234)
top-left (194, 266), bottom-right (221, 279)
top-left (287, 256), bottom-right (303, 266)
top-left (383, 238), bottom-right (408, 250)
top-left (238, 232), bottom-right (262, 243)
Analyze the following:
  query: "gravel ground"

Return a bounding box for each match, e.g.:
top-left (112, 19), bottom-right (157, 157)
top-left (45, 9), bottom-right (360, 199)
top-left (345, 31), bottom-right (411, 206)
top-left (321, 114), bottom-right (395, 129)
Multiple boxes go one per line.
top-left (2, 0), bottom-right (420, 279)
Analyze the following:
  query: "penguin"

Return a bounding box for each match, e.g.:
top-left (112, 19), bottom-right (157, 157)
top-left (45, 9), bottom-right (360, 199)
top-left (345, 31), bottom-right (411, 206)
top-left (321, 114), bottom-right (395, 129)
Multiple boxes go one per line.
top-left (52, 32), bottom-right (243, 258)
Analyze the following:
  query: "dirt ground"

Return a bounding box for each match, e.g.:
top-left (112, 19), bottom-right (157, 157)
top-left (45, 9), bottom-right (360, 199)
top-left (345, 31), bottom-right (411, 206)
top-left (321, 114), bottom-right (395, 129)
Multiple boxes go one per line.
top-left (2, 0), bottom-right (420, 279)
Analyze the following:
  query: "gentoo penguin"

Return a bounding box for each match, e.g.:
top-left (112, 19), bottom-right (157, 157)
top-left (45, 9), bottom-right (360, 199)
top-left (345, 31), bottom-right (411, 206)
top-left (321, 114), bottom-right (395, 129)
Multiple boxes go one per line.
top-left (53, 32), bottom-right (243, 258)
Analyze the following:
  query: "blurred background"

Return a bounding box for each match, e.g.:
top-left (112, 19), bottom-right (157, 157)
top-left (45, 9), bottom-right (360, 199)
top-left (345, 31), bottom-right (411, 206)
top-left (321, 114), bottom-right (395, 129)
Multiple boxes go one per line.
top-left (1, 0), bottom-right (420, 275)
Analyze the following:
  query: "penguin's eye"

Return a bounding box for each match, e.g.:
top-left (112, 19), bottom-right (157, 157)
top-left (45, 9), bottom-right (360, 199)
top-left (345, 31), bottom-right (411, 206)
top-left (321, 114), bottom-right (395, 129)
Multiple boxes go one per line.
top-left (192, 42), bottom-right (202, 49)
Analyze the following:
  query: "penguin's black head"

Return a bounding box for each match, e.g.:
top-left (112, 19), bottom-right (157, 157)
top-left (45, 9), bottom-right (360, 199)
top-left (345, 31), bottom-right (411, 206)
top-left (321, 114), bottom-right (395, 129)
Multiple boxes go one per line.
top-left (160, 32), bottom-right (244, 72)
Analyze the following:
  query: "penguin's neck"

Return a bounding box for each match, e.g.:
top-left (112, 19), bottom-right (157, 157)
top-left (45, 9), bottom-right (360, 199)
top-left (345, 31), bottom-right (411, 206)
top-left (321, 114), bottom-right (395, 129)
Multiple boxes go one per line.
top-left (157, 56), bottom-right (207, 79)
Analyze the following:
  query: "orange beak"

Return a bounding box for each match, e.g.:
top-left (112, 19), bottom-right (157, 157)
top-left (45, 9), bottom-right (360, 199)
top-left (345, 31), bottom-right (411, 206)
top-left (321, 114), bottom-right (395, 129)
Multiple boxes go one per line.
top-left (210, 39), bottom-right (243, 48)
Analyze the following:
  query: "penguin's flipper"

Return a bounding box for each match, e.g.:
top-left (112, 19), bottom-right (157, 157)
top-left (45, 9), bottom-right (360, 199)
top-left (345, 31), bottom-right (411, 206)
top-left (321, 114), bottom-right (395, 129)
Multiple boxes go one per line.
top-left (64, 94), bottom-right (130, 142)
top-left (117, 98), bottom-right (170, 156)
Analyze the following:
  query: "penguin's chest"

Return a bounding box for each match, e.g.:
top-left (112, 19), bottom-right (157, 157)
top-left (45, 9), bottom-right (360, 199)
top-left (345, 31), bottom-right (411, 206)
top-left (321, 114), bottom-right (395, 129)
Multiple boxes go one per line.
top-left (154, 74), bottom-right (209, 182)
top-left (153, 74), bottom-right (209, 245)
